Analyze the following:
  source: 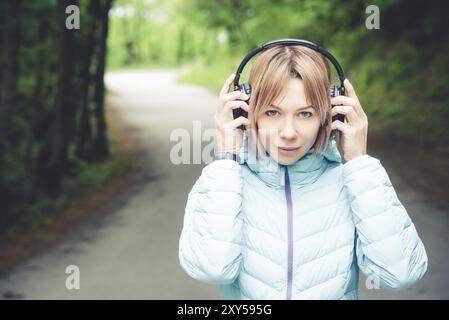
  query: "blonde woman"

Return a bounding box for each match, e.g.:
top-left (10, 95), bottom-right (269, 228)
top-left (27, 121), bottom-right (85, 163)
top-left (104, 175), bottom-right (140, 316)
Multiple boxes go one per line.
top-left (178, 43), bottom-right (428, 299)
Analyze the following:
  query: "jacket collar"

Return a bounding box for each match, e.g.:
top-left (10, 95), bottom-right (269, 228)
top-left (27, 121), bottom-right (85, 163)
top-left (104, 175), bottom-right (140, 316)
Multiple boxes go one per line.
top-left (239, 132), bottom-right (342, 189)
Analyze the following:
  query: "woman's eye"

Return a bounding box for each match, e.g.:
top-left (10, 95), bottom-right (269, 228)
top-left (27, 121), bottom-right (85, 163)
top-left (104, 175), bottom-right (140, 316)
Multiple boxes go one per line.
top-left (265, 110), bottom-right (279, 117)
top-left (299, 111), bottom-right (312, 118)
top-left (264, 110), bottom-right (312, 118)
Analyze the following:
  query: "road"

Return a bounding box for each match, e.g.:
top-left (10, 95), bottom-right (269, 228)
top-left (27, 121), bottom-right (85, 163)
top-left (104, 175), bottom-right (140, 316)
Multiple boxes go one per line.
top-left (0, 70), bottom-right (447, 299)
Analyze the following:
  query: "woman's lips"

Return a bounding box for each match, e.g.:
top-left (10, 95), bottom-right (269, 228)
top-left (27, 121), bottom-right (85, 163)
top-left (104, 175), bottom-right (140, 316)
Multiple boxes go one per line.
top-left (277, 146), bottom-right (301, 155)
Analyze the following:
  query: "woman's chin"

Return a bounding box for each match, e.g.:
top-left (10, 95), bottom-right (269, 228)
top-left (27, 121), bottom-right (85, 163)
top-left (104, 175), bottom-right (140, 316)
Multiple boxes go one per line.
top-left (276, 157), bottom-right (299, 166)
top-left (268, 149), bottom-right (304, 166)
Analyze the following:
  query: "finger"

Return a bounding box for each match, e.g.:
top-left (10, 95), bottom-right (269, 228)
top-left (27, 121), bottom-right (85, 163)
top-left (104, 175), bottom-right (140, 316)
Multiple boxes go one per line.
top-left (344, 79), bottom-right (365, 116)
top-left (331, 95), bottom-right (362, 118)
top-left (220, 73), bottom-right (235, 96)
top-left (331, 119), bottom-right (350, 134)
top-left (331, 95), bottom-right (357, 107)
top-left (221, 90), bottom-right (250, 103)
top-left (344, 79), bottom-right (358, 101)
top-left (331, 105), bottom-right (357, 124)
top-left (223, 100), bottom-right (250, 112)
top-left (224, 116), bottom-right (250, 129)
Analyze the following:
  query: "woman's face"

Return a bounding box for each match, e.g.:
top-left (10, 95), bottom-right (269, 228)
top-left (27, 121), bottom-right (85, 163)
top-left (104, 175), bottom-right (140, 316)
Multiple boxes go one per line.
top-left (257, 78), bottom-right (321, 165)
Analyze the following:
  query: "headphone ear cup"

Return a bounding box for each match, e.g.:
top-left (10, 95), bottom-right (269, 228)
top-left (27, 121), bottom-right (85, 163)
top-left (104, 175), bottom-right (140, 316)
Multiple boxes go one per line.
top-left (330, 84), bottom-right (345, 123)
top-left (239, 83), bottom-right (252, 101)
top-left (233, 83), bottom-right (251, 130)
top-left (329, 84), bottom-right (339, 98)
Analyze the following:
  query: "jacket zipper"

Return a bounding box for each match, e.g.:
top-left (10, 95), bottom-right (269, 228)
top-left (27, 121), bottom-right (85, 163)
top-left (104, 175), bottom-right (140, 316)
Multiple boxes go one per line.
top-left (284, 166), bottom-right (294, 300)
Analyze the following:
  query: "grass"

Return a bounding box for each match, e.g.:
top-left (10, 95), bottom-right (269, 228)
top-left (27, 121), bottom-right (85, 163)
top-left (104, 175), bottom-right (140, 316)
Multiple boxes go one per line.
top-left (14, 152), bottom-right (133, 233)
top-left (177, 55), bottom-right (244, 93)
top-left (2, 103), bottom-right (137, 236)
top-left (0, 101), bottom-right (142, 275)
top-left (106, 61), bottom-right (181, 72)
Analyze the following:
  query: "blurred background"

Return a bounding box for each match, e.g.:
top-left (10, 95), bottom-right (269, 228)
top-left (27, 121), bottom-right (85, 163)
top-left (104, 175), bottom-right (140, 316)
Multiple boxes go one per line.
top-left (0, 0), bottom-right (447, 299)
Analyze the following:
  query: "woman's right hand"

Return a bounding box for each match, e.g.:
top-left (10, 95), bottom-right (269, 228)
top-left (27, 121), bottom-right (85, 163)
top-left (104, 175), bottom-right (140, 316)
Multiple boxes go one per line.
top-left (214, 73), bottom-right (250, 154)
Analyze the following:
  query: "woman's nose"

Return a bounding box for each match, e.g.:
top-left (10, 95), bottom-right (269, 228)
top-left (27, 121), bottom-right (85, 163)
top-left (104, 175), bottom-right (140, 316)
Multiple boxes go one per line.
top-left (279, 119), bottom-right (298, 140)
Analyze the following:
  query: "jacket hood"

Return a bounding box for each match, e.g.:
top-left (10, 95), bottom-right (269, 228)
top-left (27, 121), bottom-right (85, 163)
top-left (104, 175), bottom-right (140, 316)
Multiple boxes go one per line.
top-left (238, 131), bottom-right (342, 189)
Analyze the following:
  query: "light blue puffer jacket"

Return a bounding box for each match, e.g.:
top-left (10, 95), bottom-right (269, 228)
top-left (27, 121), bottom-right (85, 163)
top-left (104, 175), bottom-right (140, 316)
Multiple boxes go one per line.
top-left (178, 133), bottom-right (428, 299)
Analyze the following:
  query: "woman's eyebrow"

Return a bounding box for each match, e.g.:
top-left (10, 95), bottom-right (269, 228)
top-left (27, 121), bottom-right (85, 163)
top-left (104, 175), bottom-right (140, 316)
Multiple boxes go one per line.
top-left (270, 104), bottom-right (314, 111)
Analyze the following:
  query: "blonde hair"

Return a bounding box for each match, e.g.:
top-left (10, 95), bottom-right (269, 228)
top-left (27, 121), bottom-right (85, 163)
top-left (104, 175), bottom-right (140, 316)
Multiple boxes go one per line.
top-left (246, 45), bottom-right (333, 157)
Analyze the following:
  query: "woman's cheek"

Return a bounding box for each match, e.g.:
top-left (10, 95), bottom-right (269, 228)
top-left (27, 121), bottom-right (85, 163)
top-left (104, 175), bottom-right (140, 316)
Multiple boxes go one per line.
top-left (308, 119), bottom-right (322, 145)
top-left (257, 120), bottom-right (277, 152)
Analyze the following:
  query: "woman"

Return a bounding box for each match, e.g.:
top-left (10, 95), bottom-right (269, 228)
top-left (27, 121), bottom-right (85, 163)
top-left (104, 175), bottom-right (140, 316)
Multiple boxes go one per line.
top-left (178, 44), bottom-right (428, 299)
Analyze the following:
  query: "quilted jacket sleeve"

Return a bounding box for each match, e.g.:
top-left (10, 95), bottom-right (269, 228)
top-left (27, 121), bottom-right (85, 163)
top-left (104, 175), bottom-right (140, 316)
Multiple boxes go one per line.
top-left (178, 159), bottom-right (244, 285)
top-left (343, 155), bottom-right (428, 290)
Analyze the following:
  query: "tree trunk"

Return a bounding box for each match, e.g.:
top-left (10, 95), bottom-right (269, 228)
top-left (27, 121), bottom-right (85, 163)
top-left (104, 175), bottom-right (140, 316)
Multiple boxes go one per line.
top-left (93, 0), bottom-right (113, 161)
top-left (46, 0), bottom-right (76, 196)
top-left (23, 18), bottom-right (48, 203)
top-left (75, 1), bottom-right (98, 160)
top-left (0, 0), bottom-right (21, 140)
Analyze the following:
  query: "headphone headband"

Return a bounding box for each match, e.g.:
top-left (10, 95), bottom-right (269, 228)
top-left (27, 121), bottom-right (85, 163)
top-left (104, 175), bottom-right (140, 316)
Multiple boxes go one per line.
top-left (233, 38), bottom-right (346, 90)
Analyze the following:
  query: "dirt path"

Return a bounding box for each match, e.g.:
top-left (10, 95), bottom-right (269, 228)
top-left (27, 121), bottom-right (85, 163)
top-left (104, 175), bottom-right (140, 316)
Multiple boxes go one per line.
top-left (0, 70), bottom-right (446, 299)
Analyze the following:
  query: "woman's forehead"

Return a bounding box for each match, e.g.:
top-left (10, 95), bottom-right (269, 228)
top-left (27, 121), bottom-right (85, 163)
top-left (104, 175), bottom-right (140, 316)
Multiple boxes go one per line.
top-left (270, 78), bottom-right (309, 108)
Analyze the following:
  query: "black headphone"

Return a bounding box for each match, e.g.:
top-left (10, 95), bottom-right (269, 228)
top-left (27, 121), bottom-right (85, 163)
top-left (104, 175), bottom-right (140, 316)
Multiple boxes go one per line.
top-left (233, 38), bottom-right (346, 131)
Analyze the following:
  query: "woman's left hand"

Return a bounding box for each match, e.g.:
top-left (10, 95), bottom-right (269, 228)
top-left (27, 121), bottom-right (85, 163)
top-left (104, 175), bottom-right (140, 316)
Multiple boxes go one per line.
top-left (330, 79), bottom-right (368, 163)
